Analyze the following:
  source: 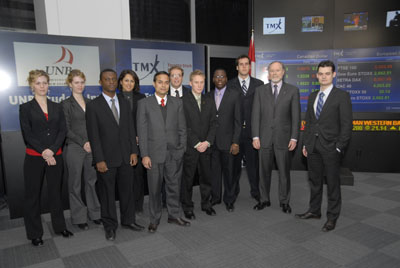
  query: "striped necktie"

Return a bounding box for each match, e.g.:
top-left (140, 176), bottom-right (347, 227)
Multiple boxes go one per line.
top-left (111, 98), bottom-right (119, 124)
top-left (315, 92), bottom-right (325, 119)
top-left (242, 80), bottom-right (247, 95)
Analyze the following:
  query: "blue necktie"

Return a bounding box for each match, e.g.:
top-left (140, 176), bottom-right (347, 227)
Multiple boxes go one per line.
top-left (242, 80), bottom-right (247, 95)
top-left (315, 92), bottom-right (325, 119)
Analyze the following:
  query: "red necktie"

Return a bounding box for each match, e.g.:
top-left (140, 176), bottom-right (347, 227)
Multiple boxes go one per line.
top-left (161, 98), bottom-right (165, 107)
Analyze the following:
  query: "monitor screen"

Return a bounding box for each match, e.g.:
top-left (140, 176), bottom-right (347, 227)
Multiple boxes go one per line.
top-left (386, 10), bottom-right (400, 28)
top-left (344, 12), bottom-right (368, 31)
top-left (302, 16), bottom-right (324, 32)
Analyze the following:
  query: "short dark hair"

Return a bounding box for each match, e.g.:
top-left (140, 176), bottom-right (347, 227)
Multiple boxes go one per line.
top-left (118, 69), bottom-right (140, 92)
top-left (317, 60), bottom-right (335, 73)
top-left (153, 71), bottom-right (169, 82)
top-left (100, 69), bottom-right (117, 80)
top-left (168, 65), bottom-right (184, 76)
top-left (236, 55), bottom-right (250, 66)
top-left (213, 68), bottom-right (227, 77)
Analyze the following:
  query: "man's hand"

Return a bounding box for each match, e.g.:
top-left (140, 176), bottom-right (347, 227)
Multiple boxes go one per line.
top-left (42, 149), bottom-right (54, 160)
top-left (142, 156), bottom-right (152, 169)
top-left (288, 140), bottom-right (297, 151)
top-left (302, 147), bottom-right (308, 157)
top-left (96, 161), bottom-right (108, 173)
top-left (196, 141), bottom-right (209, 153)
top-left (130, 153), bottom-right (138, 166)
top-left (252, 138), bottom-right (260, 150)
top-left (83, 142), bottom-right (92, 153)
top-left (45, 156), bottom-right (56, 166)
top-left (230, 143), bottom-right (239, 155)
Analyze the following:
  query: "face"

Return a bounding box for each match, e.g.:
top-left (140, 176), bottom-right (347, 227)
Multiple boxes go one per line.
top-left (69, 76), bottom-right (85, 94)
top-left (120, 74), bottom-right (135, 92)
top-left (100, 71), bottom-right (117, 95)
top-left (170, 68), bottom-right (183, 88)
top-left (268, 62), bottom-right (285, 84)
top-left (213, 70), bottom-right (227, 90)
top-left (190, 75), bottom-right (205, 95)
top-left (317, 66), bottom-right (336, 88)
top-left (236, 58), bottom-right (250, 77)
top-left (153, 74), bottom-right (170, 97)
top-left (31, 76), bottom-right (49, 96)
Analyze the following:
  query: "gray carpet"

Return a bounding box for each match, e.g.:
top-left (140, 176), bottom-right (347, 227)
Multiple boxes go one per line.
top-left (0, 170), bottom-right (399, 268)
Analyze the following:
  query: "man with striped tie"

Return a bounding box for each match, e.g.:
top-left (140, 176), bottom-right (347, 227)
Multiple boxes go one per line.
top-left (296, 60), bottom-right (352, 232)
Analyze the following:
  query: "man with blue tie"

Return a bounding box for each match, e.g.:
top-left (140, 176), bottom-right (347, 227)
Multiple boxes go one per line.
top-left (296, 60), bottom-right (352, 232)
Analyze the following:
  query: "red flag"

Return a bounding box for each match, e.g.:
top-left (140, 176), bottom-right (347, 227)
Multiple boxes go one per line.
top-left (248, 31), bottom-right (255, 76)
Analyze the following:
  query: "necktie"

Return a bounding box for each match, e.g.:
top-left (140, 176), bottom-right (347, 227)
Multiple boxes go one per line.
top-left (196, 95), bottom-right (201, 111)
top-left (175, 90), bottom-right (180, 98)
top-left (161, 98), bottom-right (165, 107)
top-left (216, 91), bottom-right (221, 110)
top-left (242, 80), bottom-right (247, 95)
top-left (316, 92), bottom-right (325, 119)
top-left (273, 84), bottom-right (278, 102)
top-left (111, 99), bottom-right (119, 124)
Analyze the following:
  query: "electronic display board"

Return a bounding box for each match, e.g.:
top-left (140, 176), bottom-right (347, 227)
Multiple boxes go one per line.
top-left (255, 46), bottom-right (400, 113)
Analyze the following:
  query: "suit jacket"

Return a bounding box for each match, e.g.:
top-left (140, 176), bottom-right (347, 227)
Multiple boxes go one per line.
top-left (86, 94), bottom-right (138, 168)
top-left (252, 82), bottom-right (301, 149)
top-left (208, 88), bottom-right (241, 151)
top-left (118, 91), bottom-right (146, 132)
top-left (19, 98), bottom-right (66, 154)
top-left (168, 85), bottom-right (190, 98)
top-left (182, 91), bottom-right (217, 153)
top-left (228, 77), bottom-right (264, 138)
top-left (61, 96), bottom-right (90, 147)
top-left (137, 95), bottom-right (187, 163)
top-left (303, 86), bottom-right (353, 153)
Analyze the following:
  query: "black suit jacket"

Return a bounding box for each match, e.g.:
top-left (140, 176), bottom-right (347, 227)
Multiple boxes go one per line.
top-left (208, 88), bottom-right (241, 151)
top-left (19, 99), bottom-right (66, 154)
top-left (61, 96), bottom-right (90, 147)
top-left (227, 76), bottom-right (264, 139)
top-left (182, 91), bottom-right (217, 153)
top-left (303, 86), bottom-right (353, 153)
top-left (118, 91), bottom-right (146, 132)
top-left (86, 94), bottom-right (138, 168)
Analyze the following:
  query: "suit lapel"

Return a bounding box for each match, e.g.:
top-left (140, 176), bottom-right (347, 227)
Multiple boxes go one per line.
top-left (32, 98), bottom-right (48, 122)
top-left (99, 95), bottom-right (119, 127)
top-left (189, 92), bottom-right (201, 115)
top-left (275, 83), bottom-right (287, 106)
top-left (150, 95), bottom-right (165, 126)
top-left (319, 87), bottom-right (337, 118)
top-left (218, 89), bottom-right (230, 111)
top-left (308, 91), bottom-right (318, 120)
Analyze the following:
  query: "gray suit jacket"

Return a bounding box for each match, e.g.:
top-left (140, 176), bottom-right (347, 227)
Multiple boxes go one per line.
top-left (137, 95), bottom-right (187, 163)
top-left (252, 82), bottom-right (301, 149)
top-left (62, 96), bottom-right (90, 147)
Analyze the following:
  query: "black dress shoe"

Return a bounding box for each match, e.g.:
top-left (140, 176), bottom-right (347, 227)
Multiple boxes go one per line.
top-left (281, 204), bottom-right (292, 214)
top-left (168, 217), bottom-right (191, 226)
top-left (57, 229), bottom-right (73, 238)
top-left (322, 220), bottom-right (336, 232)
top-left (202, 207), bottom-right (216, 216)
top-left (148, 223), bottom-right (158, 233)
top-left (105, 229), bottom-right (116, 241)
top-left (77, 223), bottom-right (89, 230)
top-left (211, 200), bottom-right (221, 206)
top-left (122, 223), bottom-right (145, 231)
top-left (253, 201), bottom-right (270, 211)
top-left (93, 219), bottom-right (102, 225)
top-left (226, 203), bottom-right (234, 212)
top-left (31, 238), bottom-right (44, 247)
top-left (184, 211), bottom-right (196, 220)
top-left (295, 212), bottom-right (321, 219)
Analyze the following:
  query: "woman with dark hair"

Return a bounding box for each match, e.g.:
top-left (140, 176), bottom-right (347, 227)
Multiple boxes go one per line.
top-left (62, 69), bottom-right (101, 230)
top-left (117, 69), bottom-right (146, 214)
top-left (19, 70), bottom-right (73, 247)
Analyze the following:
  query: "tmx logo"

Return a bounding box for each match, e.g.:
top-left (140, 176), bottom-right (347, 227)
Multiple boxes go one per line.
top-left (132, 54), bottom-right (160, 80)
top-left (265, 18), bottom-right (283, 33)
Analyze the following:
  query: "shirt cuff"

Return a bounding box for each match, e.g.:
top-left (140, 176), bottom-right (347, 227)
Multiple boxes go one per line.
top-left (290, 139), bottom-right (297, 142)
top-left (194, 142), bottom-right (201, 149)
top-left (253, 137), bottom-right (259, 140)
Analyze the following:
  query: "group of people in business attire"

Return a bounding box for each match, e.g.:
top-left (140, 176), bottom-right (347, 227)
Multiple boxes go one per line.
top-left (19, 55), bottom-right (352, 247)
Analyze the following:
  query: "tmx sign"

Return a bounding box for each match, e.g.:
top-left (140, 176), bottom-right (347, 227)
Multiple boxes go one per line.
top-left (263, 17), bottom-right (286, 35)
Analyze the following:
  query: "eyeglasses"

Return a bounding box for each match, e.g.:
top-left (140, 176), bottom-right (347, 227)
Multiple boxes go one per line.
top-left (171, 74), bottom-right (182, 78)
top-left (214, 75), bottom-right (226, 79)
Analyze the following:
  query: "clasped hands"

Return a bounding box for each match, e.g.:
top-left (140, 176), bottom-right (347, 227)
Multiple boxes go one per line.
top-left (42, 149), bottom-right (56, 166)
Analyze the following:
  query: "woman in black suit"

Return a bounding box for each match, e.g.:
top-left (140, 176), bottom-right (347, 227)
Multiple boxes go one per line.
top-left (117, 70), bottom-right (146, 214)
top-left (19, 70), bottom-right (73, 247)
top-left (62, 70), bottom-right (101, 230)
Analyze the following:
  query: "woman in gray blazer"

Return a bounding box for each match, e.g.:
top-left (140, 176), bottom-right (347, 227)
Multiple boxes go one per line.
top-left (62, 69), bottom-right (101, 230)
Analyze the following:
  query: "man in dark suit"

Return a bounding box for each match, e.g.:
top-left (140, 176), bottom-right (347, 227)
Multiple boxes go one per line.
top-left (181, 70), bottom-right (217, 220)
top-left (209, 69), bottom-right (241, 212)
top-left (169, 65), bottom-right (190, 98)
top-left (228, 55), bottom-right (264, 205)
top-left (296, 60), bottom-right (352, 232)
top-left (86, 69), bottom-right (144, 241)
top-left (252, 61), bottom-right (300, 214)
top-left (137, 71), bottom-right (189, 233)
